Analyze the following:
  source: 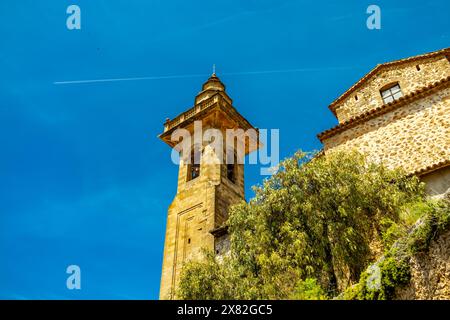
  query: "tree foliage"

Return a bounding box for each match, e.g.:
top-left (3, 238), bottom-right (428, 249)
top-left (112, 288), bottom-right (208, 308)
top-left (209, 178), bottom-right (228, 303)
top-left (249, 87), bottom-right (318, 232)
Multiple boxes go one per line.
top-left (178, 150), bottom-right (434, 300)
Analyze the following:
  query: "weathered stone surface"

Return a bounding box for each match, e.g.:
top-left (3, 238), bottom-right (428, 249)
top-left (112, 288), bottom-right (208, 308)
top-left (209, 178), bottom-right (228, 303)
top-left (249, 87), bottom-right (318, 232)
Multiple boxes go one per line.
top-left (321, 49), bottom-right (450, 300)
top-left (395, 229), bottom-right (450, 300)
top-left (322, 48), bottom-right (450, 198)
top-left (334, 55), bottom-right (450, 123)
top-left (324, 87), bottom-right (450, 175)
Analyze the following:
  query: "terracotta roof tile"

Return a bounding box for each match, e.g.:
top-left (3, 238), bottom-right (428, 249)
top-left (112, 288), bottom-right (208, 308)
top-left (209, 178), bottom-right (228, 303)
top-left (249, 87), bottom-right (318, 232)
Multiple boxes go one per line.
top-left (328, 47), bottom-right (450, 115)
top-left (318, 76), bottom-right (450, 142)
top-left (413, 159), bottom-right (450, 177)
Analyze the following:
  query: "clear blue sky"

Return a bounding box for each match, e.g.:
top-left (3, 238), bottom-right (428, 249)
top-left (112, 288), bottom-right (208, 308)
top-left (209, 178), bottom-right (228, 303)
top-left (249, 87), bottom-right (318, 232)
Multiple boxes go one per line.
top-left (0, 0), bottom-right (448, 299)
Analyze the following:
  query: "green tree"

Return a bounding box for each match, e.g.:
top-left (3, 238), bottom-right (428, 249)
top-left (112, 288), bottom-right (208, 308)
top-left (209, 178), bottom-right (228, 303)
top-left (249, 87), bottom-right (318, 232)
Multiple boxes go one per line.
top-left (178, 150), bottom-right (428, 300)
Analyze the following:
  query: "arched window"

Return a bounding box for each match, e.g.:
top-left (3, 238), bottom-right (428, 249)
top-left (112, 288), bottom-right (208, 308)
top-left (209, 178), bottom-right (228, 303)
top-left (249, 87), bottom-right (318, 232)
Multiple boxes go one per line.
top-left (187, 147), bottom-right (201, 181)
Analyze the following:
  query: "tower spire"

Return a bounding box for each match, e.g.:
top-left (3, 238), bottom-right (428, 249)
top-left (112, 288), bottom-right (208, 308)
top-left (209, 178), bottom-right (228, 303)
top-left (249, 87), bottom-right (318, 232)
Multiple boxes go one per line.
top-left (212, 64), bottom-right (216, 76)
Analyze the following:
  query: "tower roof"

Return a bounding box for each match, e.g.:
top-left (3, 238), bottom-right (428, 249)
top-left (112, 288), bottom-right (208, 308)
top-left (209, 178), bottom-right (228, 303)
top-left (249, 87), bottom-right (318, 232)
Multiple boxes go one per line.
top-left (195, 73), bottom-right (229, 105)
top-left (202, 73), bottom-right (225, 90)
top-left (159, 73), bottom-right (259, 154)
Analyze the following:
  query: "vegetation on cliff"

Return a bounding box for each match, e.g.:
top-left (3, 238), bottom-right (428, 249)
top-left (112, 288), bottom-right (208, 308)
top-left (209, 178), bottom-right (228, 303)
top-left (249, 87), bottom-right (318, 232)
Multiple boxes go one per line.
top-left (178, 151), bottom-right (450, 300)
top-left (341, 200), bottom-right (450, 300)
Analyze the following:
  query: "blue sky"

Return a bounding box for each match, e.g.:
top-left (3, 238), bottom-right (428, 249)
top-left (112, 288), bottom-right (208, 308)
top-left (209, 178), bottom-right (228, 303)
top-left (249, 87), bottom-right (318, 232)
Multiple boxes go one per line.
top-left (0, 0), bottom-right (448, 299)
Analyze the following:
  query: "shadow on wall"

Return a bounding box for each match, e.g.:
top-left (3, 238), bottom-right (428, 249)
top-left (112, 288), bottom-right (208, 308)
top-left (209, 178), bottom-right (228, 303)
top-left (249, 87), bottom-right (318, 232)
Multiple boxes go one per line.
top-left (422, 166), bottom-right (450, 198)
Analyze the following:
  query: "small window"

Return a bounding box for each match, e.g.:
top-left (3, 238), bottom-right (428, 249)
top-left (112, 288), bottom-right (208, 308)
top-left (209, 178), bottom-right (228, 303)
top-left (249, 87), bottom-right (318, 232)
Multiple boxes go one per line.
top-left (226, 152), bottom-right (237, 183)
top-left (355, 95), bottom-right (358, 101)
top-left (380, 83), bottom-right (403, 104)
top-left (416, 65), bottom-right (421, 71)
top-left (187, 238), bottom-right (191, 244)
top-left (187, 148), bottom-right (201, 181)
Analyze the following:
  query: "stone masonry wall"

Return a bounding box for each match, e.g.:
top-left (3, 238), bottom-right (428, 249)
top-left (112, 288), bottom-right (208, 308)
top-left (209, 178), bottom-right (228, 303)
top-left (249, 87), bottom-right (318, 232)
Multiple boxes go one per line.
top-left (160, 144), bottom-right (245, 299)
top-left (334, 56), bottom-right (450, 123)
top-left (159, 165), bottom-right (216, 299)
top-left (395, 228), bottom-right (450, 300)
top-left (323, 86), bottom-right (450, 175)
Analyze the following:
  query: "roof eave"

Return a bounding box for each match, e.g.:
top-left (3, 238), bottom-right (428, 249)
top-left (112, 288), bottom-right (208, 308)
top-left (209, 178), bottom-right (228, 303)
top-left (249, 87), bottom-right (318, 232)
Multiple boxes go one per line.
top-left (318, 75), bottom-right (450, 142)
top-left (328, 47), bottom-right (450, 113)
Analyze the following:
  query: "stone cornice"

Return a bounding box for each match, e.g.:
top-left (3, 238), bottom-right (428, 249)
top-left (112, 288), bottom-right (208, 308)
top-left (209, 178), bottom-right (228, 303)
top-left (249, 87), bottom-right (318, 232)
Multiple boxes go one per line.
top-left (413, 159), bottom-right (450, 177)
top-left (318, 76), bottom-right (450, 142)
top-left (160, 93), bottom-right (255, 134)
top-left (210, 225), bottom-right (228, 238)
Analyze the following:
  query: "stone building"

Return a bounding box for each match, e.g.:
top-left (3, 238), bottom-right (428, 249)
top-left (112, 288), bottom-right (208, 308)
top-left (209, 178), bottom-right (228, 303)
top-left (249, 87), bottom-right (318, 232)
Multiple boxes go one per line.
top-left (158, 74), bottom-right (259, 299)
top-left (158, 47), bottom-right (449, 299)
top-left (318, 47), bottom-right (450, 197)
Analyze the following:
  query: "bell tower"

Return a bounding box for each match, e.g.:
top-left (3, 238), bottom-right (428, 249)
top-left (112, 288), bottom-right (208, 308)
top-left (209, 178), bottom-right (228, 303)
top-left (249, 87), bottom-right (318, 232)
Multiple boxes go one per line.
top-left (158, 73), bottom-right (259, 299)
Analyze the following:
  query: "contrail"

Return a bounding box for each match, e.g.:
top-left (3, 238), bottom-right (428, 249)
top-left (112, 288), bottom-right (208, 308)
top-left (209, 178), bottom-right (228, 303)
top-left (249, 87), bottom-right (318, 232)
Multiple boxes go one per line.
top-left (53, 66), bottom-right (356, 85)
top-left (53, 73), bottom-right (207, 85)
top-left (223, 66), bottom-right (355, 76)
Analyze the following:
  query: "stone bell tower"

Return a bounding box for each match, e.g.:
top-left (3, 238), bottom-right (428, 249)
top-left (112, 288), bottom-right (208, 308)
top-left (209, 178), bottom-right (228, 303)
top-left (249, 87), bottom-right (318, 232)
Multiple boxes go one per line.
top-left (158, 73), bottom-right (259, 299)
